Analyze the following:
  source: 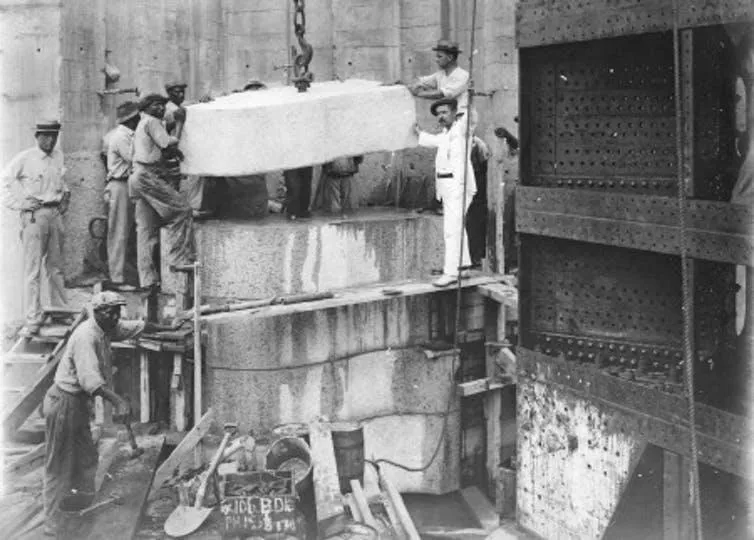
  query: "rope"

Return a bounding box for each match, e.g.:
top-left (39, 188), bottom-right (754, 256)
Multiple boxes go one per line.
top-left (371, 0), bottom-right (480, 475)
top-left (671, 1), bottom-right (703, 537)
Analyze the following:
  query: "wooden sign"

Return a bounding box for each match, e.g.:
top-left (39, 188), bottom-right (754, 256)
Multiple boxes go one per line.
top-left (220, 494), bottom-right (298, 537)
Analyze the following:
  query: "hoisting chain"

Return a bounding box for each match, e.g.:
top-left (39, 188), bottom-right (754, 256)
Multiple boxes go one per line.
top-left (291, 0), bottom-right (313, 91)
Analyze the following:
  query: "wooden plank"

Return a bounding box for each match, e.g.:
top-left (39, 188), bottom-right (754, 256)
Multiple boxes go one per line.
top-left (70, 436), bottom-right (165, 540)
top-left (663, 450), bottom-right (694, 540)
top-left (140, 351), bottom-right (150, 424)
top-left (378, 467), bottom-right (420, 540)
top-left (349, 479), bottom-right (379, 530)
top-left (3, 443), bottom-right (45, 476)
top-left (2, 310), bottom-right (86, 437)
top-left (380, 492), bottom-right (407, 540)
top-left (171, 353), bottom-right (187, 432)
top-left (458, 378), bottom-right (505, 397)
top-left (147, 407), bottom-right (213, 500)
top-left (308, 421), bottom-right (346, 534)
top-left (460, 486), bottom-right (500, 533)
top-left (345, 493), bottom-right (363, 522)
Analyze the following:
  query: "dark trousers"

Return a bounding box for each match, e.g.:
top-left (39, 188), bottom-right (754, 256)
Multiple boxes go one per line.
top-left (43, 385), bottom-right (98, 530)
top-left (284, 167), bottom-right (313, 218)
top-left (466, 195), bottom-right (488, 265)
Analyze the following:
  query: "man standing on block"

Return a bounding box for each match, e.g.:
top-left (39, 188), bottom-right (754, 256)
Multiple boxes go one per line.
top-left (1, 120), bottom-right (70, 336)
top-left (129, 93), bottom-right (195, 292)
top-left (42, 291), bottom-right (172, 536)
top-left (466, 136), bottom-right (491, 268)
top-left (163, 81), bottom-right (188, 192)
top-left (415, 98), bottom-right (476, 288)
top-left (105, 101), bottom-right (140, 291)
top-left (408, 39), bottom-right (476, 130)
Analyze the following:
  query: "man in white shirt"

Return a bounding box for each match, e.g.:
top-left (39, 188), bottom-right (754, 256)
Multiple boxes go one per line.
top-left (104, 101), bottom-right (140, 291)
top-left (1, 120), bottom-right (70, 335)
top-left (415, 98), bottom-right (477, 287)
top-left (408, 39), bottom-right (476, 130)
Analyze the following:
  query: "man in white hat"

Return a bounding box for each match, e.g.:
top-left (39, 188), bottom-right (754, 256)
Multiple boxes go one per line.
top-left (104, 101), bottom-right (141, 291)
top-left (1, 120), bottom-right (70, 336)
top-left (42, 291), bottom-right (173, 536)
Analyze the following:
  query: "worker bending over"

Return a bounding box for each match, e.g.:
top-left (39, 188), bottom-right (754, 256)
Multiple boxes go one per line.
top-left (129, 93), bottom-right (195, 292)
top-left (42, 292), bottom-right (172, 536)
top-left (1, 120), bottom-right (70, 336)
top-left (415, 98), bottom-right (476, 287)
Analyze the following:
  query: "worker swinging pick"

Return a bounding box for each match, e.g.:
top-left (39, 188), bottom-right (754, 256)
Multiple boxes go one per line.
top-left (42, 292), bottom-right (173, 536)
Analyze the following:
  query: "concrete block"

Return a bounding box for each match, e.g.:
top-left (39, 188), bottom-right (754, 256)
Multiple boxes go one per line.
top-left (179, 80), bottom-right (417, 176)
top-left (161, 209), bottom-right (443, 299)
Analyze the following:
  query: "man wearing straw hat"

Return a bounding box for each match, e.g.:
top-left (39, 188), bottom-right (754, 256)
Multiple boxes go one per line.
top-left (1, 120), bottom-right (70, 336)
top-left (104, 101), bottom-right (141, 291)
top-left (414, 98), bottom-right (476, 288)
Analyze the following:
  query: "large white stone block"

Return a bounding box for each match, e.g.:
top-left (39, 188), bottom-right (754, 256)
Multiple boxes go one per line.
top-left (180, 79), bottom-right (417, 176)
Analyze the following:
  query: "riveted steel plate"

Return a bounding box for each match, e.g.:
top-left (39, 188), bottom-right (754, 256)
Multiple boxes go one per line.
top-left (518, 347), bottom-right (752, 478)
top-left (517, 0), bottom-right (754, 48)
top-left (523, 33), bottom-right (680, 194)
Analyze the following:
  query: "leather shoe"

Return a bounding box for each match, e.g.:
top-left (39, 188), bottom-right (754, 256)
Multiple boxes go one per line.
top-left (432, 275), bottom-right (458, 288)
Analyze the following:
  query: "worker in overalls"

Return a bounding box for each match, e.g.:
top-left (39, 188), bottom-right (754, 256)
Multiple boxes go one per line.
top-left (42, 291), bottom-right (172, 536)
top-left (1, 120), bottom-right (70, 336)
top-left (129, 93), bottom-right (195, 292)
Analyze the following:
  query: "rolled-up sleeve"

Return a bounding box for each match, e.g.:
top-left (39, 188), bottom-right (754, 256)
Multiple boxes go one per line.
top-left (1, 154), bottom-right (25, 210)
top-left (112, 320), bottom-right (146, 342)
top-left (71, 335), bottom-right (107, 395)
top-left (418, 131), bottom-right (442, 148)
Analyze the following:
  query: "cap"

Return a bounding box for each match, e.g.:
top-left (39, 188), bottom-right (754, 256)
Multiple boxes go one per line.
top-left (90, 291), bottom-right (127, 311)
top-left (115, 101), bottom-right (140, 124)
top-left (165, 81), bottom-right (188, 92)
top-left (432, 39), bottom-right (462, 55)
top-left (243, 79), bottom-right (267, 91)
top-left (430, 97), bottom-right (458, 116)
top-left (34, 120), bottom-right (62, 133)
top-left (139, 93), bottom-right (169, 111)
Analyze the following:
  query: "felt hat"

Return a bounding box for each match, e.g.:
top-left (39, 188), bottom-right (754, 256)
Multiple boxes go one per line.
top-left (164, 81), bottom-right (188, 92)
top-left (430, 97), bottom-right (458, 116)
top-left (34, 120), bottom-right (62, 133)
top-left (91, 291), bottom-right (127, 311)
top-left (116, 101), bottom-right (140, 124)
top-left (139, 93), bottom-right (169, 111)
top-left (432, 39), bottom-right (462, 55)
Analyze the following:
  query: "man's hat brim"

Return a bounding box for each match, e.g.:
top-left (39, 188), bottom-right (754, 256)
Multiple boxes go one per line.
top-left (34, 122), bottom-right (62, 133)
top-left (430, 98), bottom-right (458, 116)
top-left (165, 83), bottom-right (188, 91)
top-left (117, 110), bottom-right (139, 123)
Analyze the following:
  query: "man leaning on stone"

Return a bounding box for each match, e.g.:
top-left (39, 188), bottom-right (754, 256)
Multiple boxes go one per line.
top-left (129, 93), bottom-right (195, 293)
top-left (1, 120), bottom-right (70, 336)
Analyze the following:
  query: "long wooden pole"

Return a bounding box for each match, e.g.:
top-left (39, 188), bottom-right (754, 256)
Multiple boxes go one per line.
top-left (193, 261), bottom-right (202, 424)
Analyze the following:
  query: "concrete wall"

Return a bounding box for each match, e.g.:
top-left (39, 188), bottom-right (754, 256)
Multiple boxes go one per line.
top-left (204, 293), bottom-right (461, 494)
top-left (1, 0), bottom-right (519, 314)
top-left (517, 380), bottom-right (647, 539)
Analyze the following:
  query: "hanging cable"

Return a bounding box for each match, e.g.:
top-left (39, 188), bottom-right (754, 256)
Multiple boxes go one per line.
top-left (371, 0), bottom-right (480, 474)
top-left (671, 0), bottom-right (704, 537)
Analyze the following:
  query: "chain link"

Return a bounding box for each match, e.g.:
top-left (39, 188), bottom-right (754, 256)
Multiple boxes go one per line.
top-left (293, 0), bottom-right (306, 36)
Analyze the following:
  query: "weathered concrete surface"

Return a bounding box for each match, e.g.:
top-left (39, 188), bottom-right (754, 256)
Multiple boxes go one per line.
top-left (161, 209), bottom-right (443, 298)
top-left (180, 80), bottom-right (417, 176)
top-left (517, 380), bottom-right (647, 539)
top-left (204, 294), bottom-right (461, 494)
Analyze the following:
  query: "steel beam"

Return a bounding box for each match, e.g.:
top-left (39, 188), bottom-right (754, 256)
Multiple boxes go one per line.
top-left (516, 187), bottom-right (753, 265)
top-left (518, 347), bottom-right (752, 478)
top-left (517, 0), bottom-right (754, 48)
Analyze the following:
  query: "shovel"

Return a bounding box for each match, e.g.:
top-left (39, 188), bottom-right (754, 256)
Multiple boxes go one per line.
top-left (164, 423), bottom-right (236, 537)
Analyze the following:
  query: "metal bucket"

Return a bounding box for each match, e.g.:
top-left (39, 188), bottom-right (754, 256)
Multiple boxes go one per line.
top-left (265, 436), bottom-right (313, 492)
top-left (57, 491), bottom-right (95, 540)
top-left (331, 421), bottom-right (364, 494)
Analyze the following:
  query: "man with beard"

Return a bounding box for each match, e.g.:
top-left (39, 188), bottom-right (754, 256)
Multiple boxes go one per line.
top-left (129, 93), bottom-right (195, 292)
top-left (414, 98), bottom-right (476, 287)
top-left (1, 120), bottom-right (70, 336)
top-left (41, 291), bottom-right (173, 535)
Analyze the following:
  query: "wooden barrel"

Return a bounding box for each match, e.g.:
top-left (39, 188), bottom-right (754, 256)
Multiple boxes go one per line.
top-left (331, 421), bottom-right (364, 494)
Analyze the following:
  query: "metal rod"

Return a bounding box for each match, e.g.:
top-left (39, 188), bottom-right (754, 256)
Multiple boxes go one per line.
top-left (193, 261), bottom-right (202, 425)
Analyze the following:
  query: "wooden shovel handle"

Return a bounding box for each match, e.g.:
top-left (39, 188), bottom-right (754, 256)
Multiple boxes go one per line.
top-left (194, 431), bottom-right (232, 508)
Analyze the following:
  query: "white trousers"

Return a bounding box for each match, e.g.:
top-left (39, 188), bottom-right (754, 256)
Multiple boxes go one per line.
top-left (439, 176), bottom-right (473, 277)
top-left (21, 207), bottom-right (67, 325)
top-left (104, 179), bottom-right (132, 283)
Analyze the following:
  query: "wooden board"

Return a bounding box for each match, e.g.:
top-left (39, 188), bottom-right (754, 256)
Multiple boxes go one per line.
top-left (68, 435), bottom-right (165, 540)
top-left (308, 421), bottom-right (346, 532)
top-left (460, 486), bottom-right (500, 533)
top-left (148, 408), bottom-right (213, 500)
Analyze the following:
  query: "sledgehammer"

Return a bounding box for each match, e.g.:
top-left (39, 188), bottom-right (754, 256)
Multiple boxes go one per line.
top-left (114, 413), bottom-right (144, 459)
